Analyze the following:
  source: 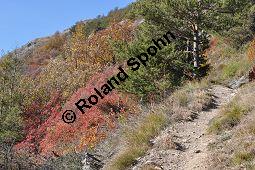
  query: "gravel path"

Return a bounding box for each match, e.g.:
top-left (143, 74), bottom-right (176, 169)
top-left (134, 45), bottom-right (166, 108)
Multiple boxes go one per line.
top-left (132, 85), bottom-right (237, 170)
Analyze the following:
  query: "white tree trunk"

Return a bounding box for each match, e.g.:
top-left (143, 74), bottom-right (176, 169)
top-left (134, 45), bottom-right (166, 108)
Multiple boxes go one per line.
top-left (193, 24), bottom-right (199, 68)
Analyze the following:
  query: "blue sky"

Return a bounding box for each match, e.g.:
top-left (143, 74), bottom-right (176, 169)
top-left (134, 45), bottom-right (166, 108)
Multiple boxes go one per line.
top-left (0, 0), bottom-right (136, 52)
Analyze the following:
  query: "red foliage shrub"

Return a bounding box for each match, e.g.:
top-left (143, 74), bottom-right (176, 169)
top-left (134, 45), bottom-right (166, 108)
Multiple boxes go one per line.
top-left (249, 65), bottom-right (255, 81)
top-left (15, 91), bottom-right (62, 154)
top-left (15, 65), bottom-right (136, 157)
top-left (204, 37), bottom-right (218, 57)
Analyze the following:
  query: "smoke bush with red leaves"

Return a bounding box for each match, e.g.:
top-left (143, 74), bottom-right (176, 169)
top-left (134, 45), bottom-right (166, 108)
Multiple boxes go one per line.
top-left (15, 65), bottom-right (136, 157)
top-left (249, 65), bottom-right (255, 81)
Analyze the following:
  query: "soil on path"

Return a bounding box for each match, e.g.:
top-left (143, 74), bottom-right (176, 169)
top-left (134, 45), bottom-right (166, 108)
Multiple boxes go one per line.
top-left (132, 85), bottom-right (237, 170)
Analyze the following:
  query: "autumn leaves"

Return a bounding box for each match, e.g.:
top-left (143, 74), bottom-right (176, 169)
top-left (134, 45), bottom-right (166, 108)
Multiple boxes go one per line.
top-left (75, 67), bottom-right (129, 115)
top-left (62, 30), bottom-right (176, 123)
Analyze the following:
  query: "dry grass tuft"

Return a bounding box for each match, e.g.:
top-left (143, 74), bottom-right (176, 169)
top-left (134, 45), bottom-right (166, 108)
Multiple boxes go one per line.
top-left (169, 81), bottom-right (212, 121)
top-left (209, 82), bottom-right (255, 169)
top-left (140, 162), bottom-right (163, 170)
top-left (106, 112), bottom-right (168, 170)
top-left (208, 102), bottom-right (249, 134)
top-left (154, 133), bottom-right (177, 150)
top-left (233, 151), bottom-right (255, 165)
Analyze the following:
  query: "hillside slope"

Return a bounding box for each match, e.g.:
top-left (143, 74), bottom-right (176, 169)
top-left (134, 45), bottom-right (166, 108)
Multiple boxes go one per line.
top-left (0, 1), bottom-right (254, 170)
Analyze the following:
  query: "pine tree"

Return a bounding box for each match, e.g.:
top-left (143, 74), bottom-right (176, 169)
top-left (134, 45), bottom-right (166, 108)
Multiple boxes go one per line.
top-left (131, 0), bottom-right (253, 77)
top-left (0, 54), bottom-right (24, 169)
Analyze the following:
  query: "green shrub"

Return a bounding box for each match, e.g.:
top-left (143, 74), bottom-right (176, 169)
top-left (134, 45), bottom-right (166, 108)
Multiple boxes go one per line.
top-left (221, 58), bottom-right (251, 80)
top-left (222, 62), bottom-right (241, 79)
top-left (225, 26), bottom-right (254, 48)
top-left (115, 32), bottom-right (188, 101)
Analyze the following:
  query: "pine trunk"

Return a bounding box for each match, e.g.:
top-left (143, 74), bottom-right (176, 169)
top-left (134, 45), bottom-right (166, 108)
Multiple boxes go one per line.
top-left (193, 24), bottom-right (199, 68)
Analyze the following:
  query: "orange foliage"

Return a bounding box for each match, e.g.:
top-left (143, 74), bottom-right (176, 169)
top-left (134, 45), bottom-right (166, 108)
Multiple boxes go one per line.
top-left (65, 23), bottom-right (88, 69)
top-left (247, 39), bottom-right (255, 82)
top-left (44, 32), bottom-right (66, 52)
top-left (15, 20), bottom-right (138, 161)
top-left (87, 20), bottom-right (134, 65)
top-left (65, 20), bottom-right (135, 69)
top-left (249, 66), bottom-right (255, 81)
top-left (204, 37), bottom-right (218, 57)
top-left (88, 20), bottom-right (134, 64)
top-left (26, 32), bottom-right (66, 74)
top-left (15, 66), bottom-right (138, 158)
top-left (247, 38), bottom-right (255, 61)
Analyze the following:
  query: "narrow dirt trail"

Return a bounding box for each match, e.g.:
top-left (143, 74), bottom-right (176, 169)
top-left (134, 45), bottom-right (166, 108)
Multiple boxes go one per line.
top-left (178, 85), bottom-right (236, 170)
top-left (133, 85), bottom-right (237, 170)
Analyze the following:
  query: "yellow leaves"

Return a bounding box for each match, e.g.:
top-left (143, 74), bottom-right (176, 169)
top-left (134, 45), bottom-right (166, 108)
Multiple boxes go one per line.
top-left (70, 24), bottom-right (86, 54)
top-left (77, 126), bottom-right (106, 152)
top-left (247, 38), bottom-right (255, 61)
top-left (87, 20), bottom-right (134, 65)
top-left (68, 23), bottom-right (87, 69)
top-left (44, 32), bottom-right (65, 52)
top-left (76, 111), bottom-right (125, 152)
top-left (64, 20), bottom-right (135, 70)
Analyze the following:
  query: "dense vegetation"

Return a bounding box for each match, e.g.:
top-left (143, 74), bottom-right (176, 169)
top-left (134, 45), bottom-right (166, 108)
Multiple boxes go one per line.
top-left (0, 0), bottom-right (254, 169)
